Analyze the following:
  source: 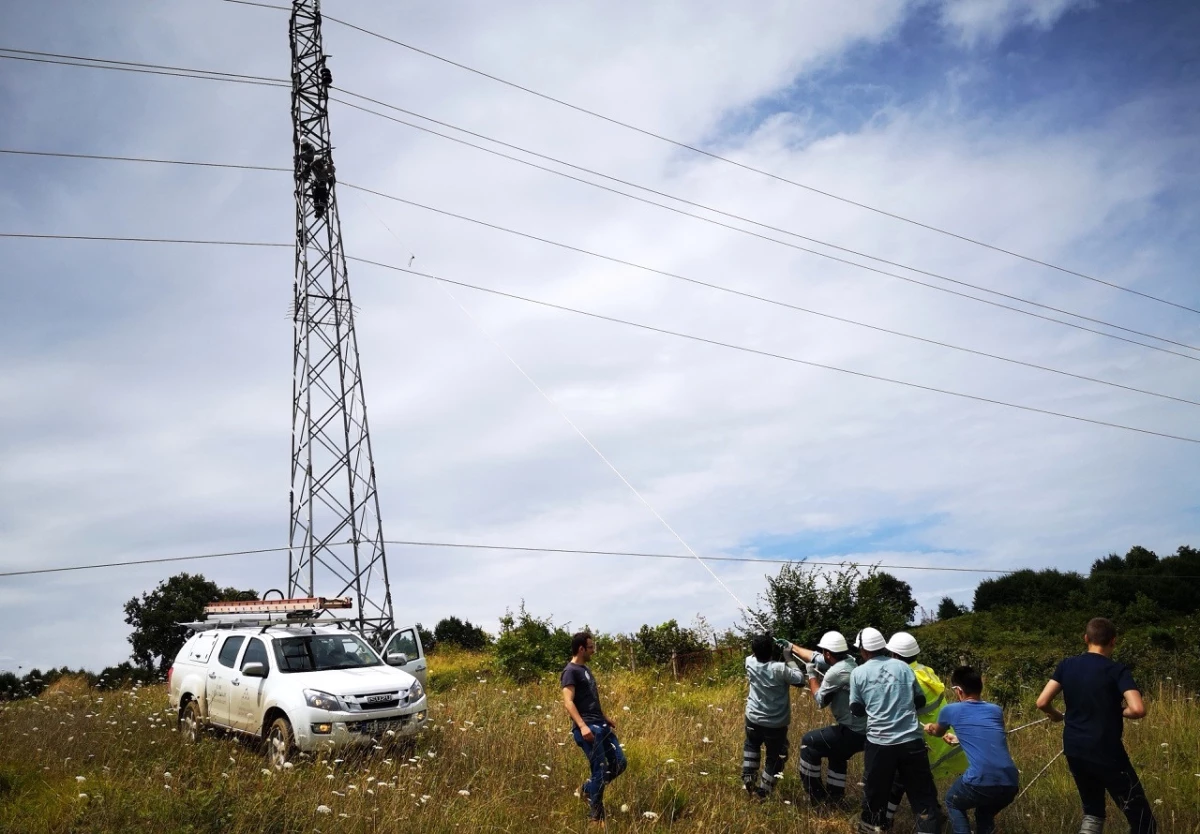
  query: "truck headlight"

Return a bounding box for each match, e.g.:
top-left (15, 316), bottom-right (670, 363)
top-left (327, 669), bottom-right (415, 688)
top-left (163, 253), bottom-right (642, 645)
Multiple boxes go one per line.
top-left (304, 689), bottom-right (341, 711)
top-left (406, 681), bottom-right (424, 703)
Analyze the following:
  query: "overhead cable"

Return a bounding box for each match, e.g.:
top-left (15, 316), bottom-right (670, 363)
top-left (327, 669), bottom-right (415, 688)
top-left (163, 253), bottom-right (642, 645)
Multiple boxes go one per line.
top-left (3, 47), bottom-right (1193, 358)
top-left (332, 96), bottom-right (1200, 359)
top-left (301, 4), bottom-right (1200, 315)
top-left (5, 537), bottom-right (1200, 580)
top-left (1, 229), bottom-right (1194, 442)
top-left (349, 255), bottom-right (1200, 445)
top-left (4, 146), bottom-right (1197, 403)
top-left (331, 88), bottom-right (1200, 354)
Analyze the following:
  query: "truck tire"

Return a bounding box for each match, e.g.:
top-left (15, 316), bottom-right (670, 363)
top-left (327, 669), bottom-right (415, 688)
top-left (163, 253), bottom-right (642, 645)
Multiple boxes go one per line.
top-left (180, 700), bottom-right (203, 744)
top-left (265, 716), bottom-right (295, 769)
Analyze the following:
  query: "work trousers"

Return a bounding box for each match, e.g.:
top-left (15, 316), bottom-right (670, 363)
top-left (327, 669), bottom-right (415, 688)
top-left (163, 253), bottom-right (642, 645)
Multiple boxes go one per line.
top-left (1066, 755), bottom-right (1157, 834)
top-left (944, 777), bottom-right (1017, 834)
top-left (571, 722), bottom-right (627, 808)
top-left (799, 723), bottom-right (866, 801)
top-left (862, 738), bottom-right (943, 833)
top-left (742, 720), bottom-right (789, 795)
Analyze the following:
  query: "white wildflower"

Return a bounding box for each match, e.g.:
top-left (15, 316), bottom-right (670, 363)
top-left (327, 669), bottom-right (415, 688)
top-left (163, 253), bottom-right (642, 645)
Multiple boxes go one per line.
top-left (458, 789), bottom-right (471, 796)
top-left (643, 811), bottom-right (659, 820)
top-left (75, 776), bottom-right (86, 783)
top-left (620, 803), bottom-right (630, 813)
top-left (163, 772), bottom-right (172, 780)
top-left (316, 805), bottom-right (332, 814)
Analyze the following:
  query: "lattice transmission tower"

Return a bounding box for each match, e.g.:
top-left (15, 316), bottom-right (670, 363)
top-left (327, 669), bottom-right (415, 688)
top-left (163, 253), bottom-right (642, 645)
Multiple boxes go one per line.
top-left (287, 0), bottom-right (394, 642)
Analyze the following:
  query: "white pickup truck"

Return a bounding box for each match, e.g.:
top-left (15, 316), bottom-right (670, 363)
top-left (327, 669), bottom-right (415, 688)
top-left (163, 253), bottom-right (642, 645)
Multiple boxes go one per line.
top-left (168, 622), bottom-right (429, 767)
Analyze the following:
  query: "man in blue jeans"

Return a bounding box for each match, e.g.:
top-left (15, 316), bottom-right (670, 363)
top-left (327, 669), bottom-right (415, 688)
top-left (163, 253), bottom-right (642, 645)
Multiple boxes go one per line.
top-left (925, 666), bottom-right (1018, 834)
top-left (1037, 617), bottom-right (1157, 834)
top-left (562, 631), bottom-right (626, 822)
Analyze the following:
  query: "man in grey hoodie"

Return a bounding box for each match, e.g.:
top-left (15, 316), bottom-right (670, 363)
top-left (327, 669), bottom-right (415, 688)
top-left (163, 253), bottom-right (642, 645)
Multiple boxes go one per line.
top-left (742, 633), bottom-right (806, 798)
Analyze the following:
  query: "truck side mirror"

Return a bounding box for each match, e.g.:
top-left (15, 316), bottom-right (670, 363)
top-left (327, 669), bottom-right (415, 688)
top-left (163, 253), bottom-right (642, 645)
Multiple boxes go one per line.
top-left (386, 652), bottom-right (408, 667)
top-left (242, 662), bottom-right (267, 678)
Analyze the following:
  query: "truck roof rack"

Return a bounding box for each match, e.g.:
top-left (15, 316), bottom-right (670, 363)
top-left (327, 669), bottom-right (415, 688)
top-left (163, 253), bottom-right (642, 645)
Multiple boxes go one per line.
top-left (180, 616), bottom-right (360, 634)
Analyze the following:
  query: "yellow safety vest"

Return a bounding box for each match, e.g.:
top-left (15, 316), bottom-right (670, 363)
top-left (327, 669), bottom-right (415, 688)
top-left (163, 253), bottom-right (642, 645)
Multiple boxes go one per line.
top-left (911, 661), bottom-right (967, 780)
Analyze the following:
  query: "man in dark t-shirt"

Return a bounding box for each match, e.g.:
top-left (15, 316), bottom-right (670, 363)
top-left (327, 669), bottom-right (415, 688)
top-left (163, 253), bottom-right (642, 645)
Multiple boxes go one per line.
top-left (1037, 617), bottom-right (1157, 834)
top-left (561, 631), bottom-right (626, 822)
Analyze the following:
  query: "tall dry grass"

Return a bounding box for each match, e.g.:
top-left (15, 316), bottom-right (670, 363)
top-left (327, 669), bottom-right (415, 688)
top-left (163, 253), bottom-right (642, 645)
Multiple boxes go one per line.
top-left (1, 650), bottom-right (1197, 833)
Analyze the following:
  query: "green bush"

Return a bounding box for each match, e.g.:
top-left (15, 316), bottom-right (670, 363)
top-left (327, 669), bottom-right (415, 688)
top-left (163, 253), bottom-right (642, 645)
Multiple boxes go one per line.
top-left (494, 603), bottom-right (573, 683)
top-left (433, 616), bottom-right (493, 651)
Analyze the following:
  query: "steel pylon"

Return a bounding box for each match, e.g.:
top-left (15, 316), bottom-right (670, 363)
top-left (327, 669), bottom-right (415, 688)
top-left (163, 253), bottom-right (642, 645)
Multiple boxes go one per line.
top-left (287, 0), bottom-right (394, 643)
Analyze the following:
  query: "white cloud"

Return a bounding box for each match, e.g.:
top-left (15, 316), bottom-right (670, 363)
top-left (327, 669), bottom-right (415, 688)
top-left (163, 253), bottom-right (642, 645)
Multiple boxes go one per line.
top-left (937, 0), bottom-right (1095, 46)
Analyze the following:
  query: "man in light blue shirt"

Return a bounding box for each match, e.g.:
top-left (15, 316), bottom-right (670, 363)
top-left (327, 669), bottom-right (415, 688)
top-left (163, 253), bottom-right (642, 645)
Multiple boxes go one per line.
top-left (742, 633), bottom-right (806, 798)
top-left (849, 627), bottom-right (943, 833)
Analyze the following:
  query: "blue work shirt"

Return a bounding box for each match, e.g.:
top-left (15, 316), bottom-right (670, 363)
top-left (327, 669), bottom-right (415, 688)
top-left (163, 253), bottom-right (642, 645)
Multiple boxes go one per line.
top-left (936, 700), bottom-right (1019, 787)
top-left (849, 655), bottom-right (924, 745)
top-left (745, 655), bottom-right (805, 728)
top-left (814, 656), bottom-right (867, 734)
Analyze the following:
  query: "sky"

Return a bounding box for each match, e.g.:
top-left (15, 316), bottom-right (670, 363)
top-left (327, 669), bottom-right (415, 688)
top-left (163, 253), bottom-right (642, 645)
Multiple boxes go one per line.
top-left (2, 0), bottom-right (1199, 672)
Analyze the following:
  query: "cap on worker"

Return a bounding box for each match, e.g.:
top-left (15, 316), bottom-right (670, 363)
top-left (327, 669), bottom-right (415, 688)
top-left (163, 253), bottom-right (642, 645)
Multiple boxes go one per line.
top-left (886, 631), bottom-right (920, 658)
top-left (855, 627), bottom-right (886, 651)
top-left (816, 630), bottom-right (849, 653)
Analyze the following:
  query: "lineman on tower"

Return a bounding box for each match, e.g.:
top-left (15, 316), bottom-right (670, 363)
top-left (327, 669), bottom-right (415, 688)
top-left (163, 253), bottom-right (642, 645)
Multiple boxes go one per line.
top-left (791, 630), bottom-right (867, 808)
top-left (883, 631), bottom-right (967, 826)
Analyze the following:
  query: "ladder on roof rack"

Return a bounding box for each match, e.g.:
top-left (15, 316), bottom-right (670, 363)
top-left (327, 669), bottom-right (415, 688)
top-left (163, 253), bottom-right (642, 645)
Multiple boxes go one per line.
top-left (203, 596), bottom-right (352, 616)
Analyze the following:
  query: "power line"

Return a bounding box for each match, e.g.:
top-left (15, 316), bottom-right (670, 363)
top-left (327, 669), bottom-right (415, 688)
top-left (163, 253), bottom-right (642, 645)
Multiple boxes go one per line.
top-left (332, 96), bottom-right (1200, 359)
top-left (2, 228), bottom-right (1194, 441)
top-left (340, 183), bottom-right (1200, 406)
top-left (304, 6), bottom-right (1200, 316)
top-left (331, 88), bottom-right (1200, 354)
top-left (0, 49), bottom-right (286, 88)
top-left (6, 537), bottom-right (1200, 581)
top-left (0, 545), bottom-right (295, 577)
top-left (348, 256), bottom-right (1200, 444)
top-left (0, 148), bottom-right (288, 173)
top-left (0, 232), bottom-right (289, 247)
top-left (4, 47), bottom-right (1194, 359)
top-left (4, 146), bottom-right (1197, 404)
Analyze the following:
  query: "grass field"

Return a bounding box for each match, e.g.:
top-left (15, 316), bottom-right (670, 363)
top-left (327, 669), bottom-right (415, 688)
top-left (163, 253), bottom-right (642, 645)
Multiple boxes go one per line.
top-left (2, 649), bottom-right (1197, 833)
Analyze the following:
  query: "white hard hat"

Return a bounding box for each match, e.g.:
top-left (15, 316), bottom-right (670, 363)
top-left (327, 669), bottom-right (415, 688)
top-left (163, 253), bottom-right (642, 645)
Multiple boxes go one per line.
top-left (816, 631), bottom-right (849, 653)
top-left (855, 627), bottom-right (886, 652)
top-left (886, 631), bottom-right (920, 658)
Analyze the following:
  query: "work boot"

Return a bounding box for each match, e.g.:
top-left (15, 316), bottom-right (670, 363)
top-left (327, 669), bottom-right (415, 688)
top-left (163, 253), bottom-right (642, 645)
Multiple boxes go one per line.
top-left (588, 799), bottom-right (606, 822)
top-left (1079, 814), bottom-right (1105, 834)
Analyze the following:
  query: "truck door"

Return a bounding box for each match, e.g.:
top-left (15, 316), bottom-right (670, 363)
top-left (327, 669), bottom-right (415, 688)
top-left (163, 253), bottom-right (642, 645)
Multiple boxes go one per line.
top-left (209, 635), bottom-right (245, 726)
top-left (232, 637), bottom-right (270, 734)
top-left (382, 626), bottom-right (427, 687)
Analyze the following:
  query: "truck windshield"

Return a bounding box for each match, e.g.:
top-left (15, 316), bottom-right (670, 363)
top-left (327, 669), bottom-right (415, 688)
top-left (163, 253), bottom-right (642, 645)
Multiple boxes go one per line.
top-left (272, 634), bottom-right (382, 672)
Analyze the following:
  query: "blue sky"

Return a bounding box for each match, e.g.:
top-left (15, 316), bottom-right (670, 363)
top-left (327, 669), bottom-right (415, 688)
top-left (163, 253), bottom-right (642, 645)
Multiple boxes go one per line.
top-left (1, 0), bottom-right (1199, 670)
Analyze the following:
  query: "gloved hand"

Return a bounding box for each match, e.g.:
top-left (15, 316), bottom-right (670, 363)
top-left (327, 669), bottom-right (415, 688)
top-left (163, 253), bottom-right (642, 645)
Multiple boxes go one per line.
top-left (774, 638), bottom-right (791, 652)
top-left (805, 662), bottom-right (819, 680)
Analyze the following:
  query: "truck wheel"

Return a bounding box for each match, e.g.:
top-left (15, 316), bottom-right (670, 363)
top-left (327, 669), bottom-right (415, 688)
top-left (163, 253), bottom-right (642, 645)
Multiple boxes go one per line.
top-left (180, 700), bottom-right (202, 744)
top-left (265, 716), bottom-right (295, 769)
